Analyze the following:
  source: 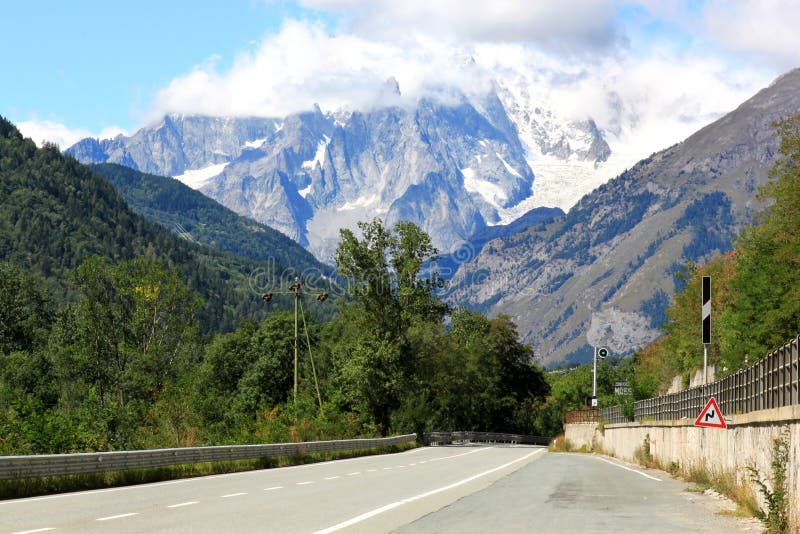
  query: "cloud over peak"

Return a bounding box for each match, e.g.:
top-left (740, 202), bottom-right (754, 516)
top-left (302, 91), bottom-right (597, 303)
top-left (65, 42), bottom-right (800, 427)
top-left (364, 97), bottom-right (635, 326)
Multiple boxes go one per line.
top-left (301, 0), bottom-right (622, 52)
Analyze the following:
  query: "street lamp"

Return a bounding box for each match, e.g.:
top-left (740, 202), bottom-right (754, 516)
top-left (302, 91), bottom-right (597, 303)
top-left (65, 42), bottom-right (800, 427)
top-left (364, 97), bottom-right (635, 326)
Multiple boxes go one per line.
top-left (592, 346), bottom-right (608, 407)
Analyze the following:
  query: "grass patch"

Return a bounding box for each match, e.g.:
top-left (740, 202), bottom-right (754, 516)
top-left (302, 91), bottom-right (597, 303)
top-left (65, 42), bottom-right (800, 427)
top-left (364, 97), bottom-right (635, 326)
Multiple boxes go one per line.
top-left (718, 506), bottom-right (754, 518)
top-left (0, 443), bottom-right (416, 500)
top-left (633, 434), bottom-right (655, 468)
top-left (548, 435), bottom-right (592, 453)
top-left (549, 434), bottom-right (573, 452)
top-left (622, 438), bottom-right (760, 520)
top-left (679, 464), bottom-right (759, 518)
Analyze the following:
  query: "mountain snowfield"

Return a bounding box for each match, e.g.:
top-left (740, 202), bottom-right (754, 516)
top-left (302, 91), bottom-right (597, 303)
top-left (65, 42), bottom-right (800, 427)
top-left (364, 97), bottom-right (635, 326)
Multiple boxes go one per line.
top-left (67, 73), bottom-right (638, 261)
top-left (65, 64), bottom-right (800, 365)
top-left (448, 69), bottom-right (800, 365)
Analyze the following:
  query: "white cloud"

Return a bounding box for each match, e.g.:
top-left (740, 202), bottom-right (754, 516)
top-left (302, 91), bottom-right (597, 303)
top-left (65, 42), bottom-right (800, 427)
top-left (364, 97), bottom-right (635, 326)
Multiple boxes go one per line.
top-left (149, 0), bottom-right (784, 165)
top-left (301, 0), bottom-right (621, 52)
top-left (16, 120), bottom-right (127, 149)
top-left (701, 0), bottom-right (800, 70)
top-left (150, 20), bottom-right (496, 120)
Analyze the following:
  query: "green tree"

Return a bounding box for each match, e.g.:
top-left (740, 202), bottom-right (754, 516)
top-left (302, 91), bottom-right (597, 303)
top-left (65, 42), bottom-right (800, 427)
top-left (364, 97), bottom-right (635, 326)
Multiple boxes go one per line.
top-left (720, 116), bottom-right (800, 363)
top-left (55, 256), bottom-right (201, 408)
top-left (0, 262), bottom-right (52, 354)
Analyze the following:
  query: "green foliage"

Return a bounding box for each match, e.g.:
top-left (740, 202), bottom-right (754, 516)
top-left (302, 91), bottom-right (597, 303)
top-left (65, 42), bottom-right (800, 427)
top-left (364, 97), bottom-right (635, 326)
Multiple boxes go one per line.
top-left (327, 220), bottom-right (548, 436)
top-left (0, 262), bottom-right (53, 354)
top-left (0, 116), bottom-right (313, 333)
top-left (0, 114), bottom-right (556, 460)
top-left (633, 115), bottom-right (800, 389)
top-left (92, 163), bottom-right (329, 275)
top-left (747, 427), bottom-right (790, 533)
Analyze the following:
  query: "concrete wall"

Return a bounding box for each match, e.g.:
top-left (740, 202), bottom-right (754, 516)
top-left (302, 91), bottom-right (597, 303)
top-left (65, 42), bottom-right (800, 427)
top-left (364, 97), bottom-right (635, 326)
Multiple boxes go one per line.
top-left (565, 405), bottom-right (800, 529)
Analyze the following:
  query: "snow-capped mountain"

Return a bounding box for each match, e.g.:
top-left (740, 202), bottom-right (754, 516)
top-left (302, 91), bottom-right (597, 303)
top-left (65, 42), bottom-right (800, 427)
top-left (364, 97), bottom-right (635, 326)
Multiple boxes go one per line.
top-left (67, 81), bottom-right (610, 260)
top-left (447, 69), bottom-right (800, 365)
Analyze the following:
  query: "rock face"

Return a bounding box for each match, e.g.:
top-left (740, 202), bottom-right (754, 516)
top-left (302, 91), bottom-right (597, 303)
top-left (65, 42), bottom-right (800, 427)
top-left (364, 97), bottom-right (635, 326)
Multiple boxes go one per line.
top-left (446, 69), bottom-right (800, 366)
top-left (67, 87), bottom-right (609, 260)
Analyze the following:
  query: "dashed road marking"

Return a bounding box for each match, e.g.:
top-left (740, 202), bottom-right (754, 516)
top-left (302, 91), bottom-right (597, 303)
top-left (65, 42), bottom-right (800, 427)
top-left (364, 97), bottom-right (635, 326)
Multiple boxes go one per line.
top-left (221, 493), bottom-right (247, 498)
top-left (314, 448), bottom-right (544, 533)
top-left (167, 501), bottom-right (198, 508)
top-left (325, 476), bottom-right (340, 480)
top-left (265, 486), bottom-right (284, 491)
top-left (97, 512), bottom-right (139, 521)
top-left (347, 472), bottom-right (361, 476)
top-left (297, 481), bottom-right (315, 486)
top-left (11, 529), bottom-right (56, 534)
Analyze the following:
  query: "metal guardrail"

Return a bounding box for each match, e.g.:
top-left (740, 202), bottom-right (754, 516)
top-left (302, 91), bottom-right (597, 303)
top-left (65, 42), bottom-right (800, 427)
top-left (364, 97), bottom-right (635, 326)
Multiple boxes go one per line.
top-left (0, 434), bottom-right (417, 480)
top-left (634, 334), bottom-right (800, 421)
top-left (423, 431), bottom-right (550, 446)
top-left (577, 334), bottom-right (800, 425)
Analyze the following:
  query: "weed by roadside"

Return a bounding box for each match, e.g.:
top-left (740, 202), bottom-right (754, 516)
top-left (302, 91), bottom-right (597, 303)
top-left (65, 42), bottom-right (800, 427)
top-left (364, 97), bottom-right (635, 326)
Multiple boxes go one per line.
top-left (747, 427), bottom-right (790, 533)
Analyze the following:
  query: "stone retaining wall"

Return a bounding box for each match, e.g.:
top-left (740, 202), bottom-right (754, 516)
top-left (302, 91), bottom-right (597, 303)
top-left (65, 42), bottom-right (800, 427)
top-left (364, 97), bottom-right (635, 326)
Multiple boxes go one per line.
top-left (565, 405), bottom-right (800, 529)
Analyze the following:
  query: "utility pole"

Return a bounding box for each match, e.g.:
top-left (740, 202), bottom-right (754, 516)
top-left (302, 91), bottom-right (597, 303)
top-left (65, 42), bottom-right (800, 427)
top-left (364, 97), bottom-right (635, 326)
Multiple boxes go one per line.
top-left (261, 277), bottom-right (328, 417)
top-left (290, 277), bottom-right (300, 406)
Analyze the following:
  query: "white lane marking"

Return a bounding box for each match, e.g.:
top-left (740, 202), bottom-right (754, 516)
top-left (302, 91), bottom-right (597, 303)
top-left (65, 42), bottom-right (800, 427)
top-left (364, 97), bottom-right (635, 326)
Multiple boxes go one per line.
top-left (297, 481), bottom-right (315, 486)
top-left (221, 492), bottom-right (247, 498)
top-left (427, 447), bottom-right (489, 462)
top-left (314, 448), bottom-right (545, 534)
top-left (409, 463), bottom-right (416, 466)
top-left (346, 472), bottom-right (361, 476)
top-left (325, 476), bottom-right (340, 480)
top-left (11, 529), bottom-right (56, 534)
top-left (367, 469), bottom-right (377, 472)
top-left (97, 512), bottom-right (139, 521)
top-left (265, 486), bottom-right (284, 491)
top-left (593, 456), bottom-right (662, 482)
top-left (167, 501), bottom-right (198, 508)
top-left (382, 467), bottom-right (393, 470)
top-left (1, 447), bottom-right (423, 506)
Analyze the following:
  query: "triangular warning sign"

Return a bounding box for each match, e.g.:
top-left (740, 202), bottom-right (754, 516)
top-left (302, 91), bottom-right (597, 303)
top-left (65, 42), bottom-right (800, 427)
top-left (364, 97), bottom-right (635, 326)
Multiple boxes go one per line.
top-left (695, 397), bottom-right (726, 429)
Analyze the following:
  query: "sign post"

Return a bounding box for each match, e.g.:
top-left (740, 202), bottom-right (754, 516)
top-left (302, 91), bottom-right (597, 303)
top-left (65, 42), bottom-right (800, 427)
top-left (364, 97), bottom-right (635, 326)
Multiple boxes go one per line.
top-left (702, 276), bottom-right (711, 384)
top-left (592, 347), bottom-right (608, 407)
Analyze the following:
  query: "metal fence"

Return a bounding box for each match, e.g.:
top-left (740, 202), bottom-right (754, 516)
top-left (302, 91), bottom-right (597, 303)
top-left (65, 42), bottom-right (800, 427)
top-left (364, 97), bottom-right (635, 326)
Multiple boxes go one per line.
top-left (564, 409), bottom-right (599, 423)
top-left (592, 334), bottom-right (800, 424)
top-left (0, 434), bottom-right (416, 480)
top-left (599, 404), bottom-right (629, 424)
top-left (423, 431), bottom-right (550, 446)
top-left (635, 334), bottom-right (799, 421)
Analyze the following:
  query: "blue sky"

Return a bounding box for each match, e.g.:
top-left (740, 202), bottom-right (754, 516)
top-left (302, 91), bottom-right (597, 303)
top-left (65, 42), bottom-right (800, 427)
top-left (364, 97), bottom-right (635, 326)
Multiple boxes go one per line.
top-left (3, 1), bottom-right (798, 151)
top-left (3, 1), bottom-right (331, 135)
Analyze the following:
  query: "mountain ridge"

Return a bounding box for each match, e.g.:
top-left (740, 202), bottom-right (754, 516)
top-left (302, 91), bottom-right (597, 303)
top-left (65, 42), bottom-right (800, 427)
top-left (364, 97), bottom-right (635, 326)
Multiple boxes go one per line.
top-left (90, 163), bottom-right (331, 275)
top-left (447, 68), bottom-right (800, 366)
top-left (66, 86), bottom-right (612, 261)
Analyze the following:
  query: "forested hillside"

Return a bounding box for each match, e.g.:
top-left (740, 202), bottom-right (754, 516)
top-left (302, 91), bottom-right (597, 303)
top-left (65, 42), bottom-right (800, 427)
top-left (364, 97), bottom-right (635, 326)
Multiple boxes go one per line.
top-left (0, 116), bottom-right (303, 332)
top-left (629, 115), bottom-right (800, 395)
top-left (91, 163), bottom-right (330, 274)
top-left (1, 117), bottom-right (550, 456)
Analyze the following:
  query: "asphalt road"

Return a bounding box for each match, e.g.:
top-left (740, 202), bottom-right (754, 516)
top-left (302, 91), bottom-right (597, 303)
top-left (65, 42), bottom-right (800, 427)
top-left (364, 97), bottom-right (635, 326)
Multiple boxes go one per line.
top-left (0, 447), bottom-right (758, 533)
top-left (397, 452), bottom-right (760, 533)
top-left (0, 445), bottom-right (543, 533)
